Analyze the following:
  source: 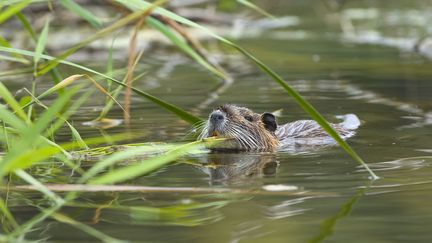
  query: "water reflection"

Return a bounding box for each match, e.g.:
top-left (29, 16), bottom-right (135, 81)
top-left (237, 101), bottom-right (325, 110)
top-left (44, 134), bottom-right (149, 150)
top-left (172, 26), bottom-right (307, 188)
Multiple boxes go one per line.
top-left (197, 153), bottom-right (279, 185)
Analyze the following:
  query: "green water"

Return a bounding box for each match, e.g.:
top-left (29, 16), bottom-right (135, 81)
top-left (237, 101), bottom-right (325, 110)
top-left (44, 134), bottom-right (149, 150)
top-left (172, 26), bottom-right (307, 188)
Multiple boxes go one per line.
top-left (3, 1), bottom-right (432, 242)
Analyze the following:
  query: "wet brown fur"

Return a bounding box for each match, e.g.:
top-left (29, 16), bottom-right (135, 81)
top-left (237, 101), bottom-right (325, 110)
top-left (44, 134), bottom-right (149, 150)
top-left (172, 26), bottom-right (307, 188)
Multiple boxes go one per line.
top-left (199, 104), bottom-right (279, 151)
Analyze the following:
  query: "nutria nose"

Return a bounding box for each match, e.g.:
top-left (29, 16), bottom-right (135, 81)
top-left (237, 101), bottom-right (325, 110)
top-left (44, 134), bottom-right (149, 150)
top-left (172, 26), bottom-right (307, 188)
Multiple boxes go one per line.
top-left (210, 111), bottom-right (225, 123)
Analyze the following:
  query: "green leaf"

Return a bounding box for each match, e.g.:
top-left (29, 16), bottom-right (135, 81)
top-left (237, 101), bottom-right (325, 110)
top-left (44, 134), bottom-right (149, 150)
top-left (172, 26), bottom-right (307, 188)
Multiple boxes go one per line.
top-left (15, 12), bottom-right (37, 41)
top-left (16, 11), bottom-right (64, 89)
top-left (14, 169), bottom-right (64, 205)
top-left (0, 82), bottom-right (28, 121)
top-left (0, 0), bottom-right (31, 24)
top-left (58, 0), bottom-right (103, 28)
top-left (146, 17), bottom-right (227, 80)
top-left (0, 105), bottom-right (27, 131)
top-left (237, 0), bottom-right (275, 18)
top-left (0, 197), bottom-right (18, 232)
top-left (0, 35), bottom-right (29, 64)
top-left (51, 213), bottom-right (126, 243)
top-left (34, 19), bottom-right (50, 71)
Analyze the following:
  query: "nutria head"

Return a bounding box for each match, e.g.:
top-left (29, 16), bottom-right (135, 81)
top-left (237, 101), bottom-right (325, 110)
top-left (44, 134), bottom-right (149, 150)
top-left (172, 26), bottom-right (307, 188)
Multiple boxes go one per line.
top-left (198, 104), bottom-right (279, 151)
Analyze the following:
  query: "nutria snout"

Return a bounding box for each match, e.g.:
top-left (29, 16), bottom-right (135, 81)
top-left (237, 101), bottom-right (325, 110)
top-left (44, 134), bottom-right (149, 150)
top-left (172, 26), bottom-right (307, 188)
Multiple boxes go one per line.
top-left (199, 104), bottom-right (359, 152)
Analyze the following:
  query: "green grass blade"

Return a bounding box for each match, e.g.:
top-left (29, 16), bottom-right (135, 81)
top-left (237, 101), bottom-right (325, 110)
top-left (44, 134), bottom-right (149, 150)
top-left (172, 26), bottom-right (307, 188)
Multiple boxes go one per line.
top-left (0, 197), bottom-right (19, 231)
top-left (0, 46), bottom-right (203, 125)
top-left (14, 170), bottom-right (64, 205)
top-left (0, 0), bottom-right (31, 24)
top-left (58, 0), bottom-right (103, 28)
top-left (0, 53), bottom-right (29, 63)
top-left (116, 0), bottom-right (226, 41)
top-left (16, 11), bottom-right (64, 93)
top-left (67, 122), bottom-right (88, 150)
top-left (16, 11), bottom-right (64, 87)
top-left (308, 187), bottom-right (366, 243)
top-left (51, 213), bottom-right (126, 243)
top-left (236, 0), bottom-right (275, 18)
top-left (9, 203), bottom-right (64, 239)
top-left (97, 55), bottom-right (145, 121)
top-left (106, 38), bottom-right (114, 89)
top-left (0, 106), bottom-right (27, 131)
top-left (89, 141), bottom-right (204, 184)
top-left (0, 82), bottom-right (28, 122)
top-left (146, 17), bottom-right (227, 80)
top-left (0, 35), bottom-right (29, 63)
top-left (15, 12), bottom-right (37, 41)
top-left (34, 19), bottom-right (50, 71)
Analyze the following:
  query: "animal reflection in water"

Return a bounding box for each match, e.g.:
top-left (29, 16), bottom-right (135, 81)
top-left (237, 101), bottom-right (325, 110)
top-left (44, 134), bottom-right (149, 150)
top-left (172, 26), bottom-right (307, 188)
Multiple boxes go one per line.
top-left (198, 153), bottom-right (278, 184)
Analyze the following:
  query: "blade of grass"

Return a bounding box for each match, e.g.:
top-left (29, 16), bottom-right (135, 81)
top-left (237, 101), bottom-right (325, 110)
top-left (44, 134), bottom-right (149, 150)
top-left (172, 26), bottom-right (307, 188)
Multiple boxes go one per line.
top-left (16, 11), bottom-right (64, 90)
top-left (0, 197), bottom-right (19, 232)
top-left (97, 51), bottom-right (145, 121)
top-left (8, 202), bottom-right (65, 239)
top-left (147, 16), bottom-right (227, 80)
top-left (0, 35), bottom-right (29, 64)
top-left (106, 38), bottom-right (115, 92)
top-left (0, 0), bottom-right (31, 24)
top-left (0, 54), bottom-right (29, 63)
top-left (14, 170), bottom-right (64, 205)
top-left (0, 82), bottom-right (28, 122)
top-left (36, 0), bottom-right (166, 76)
top-left (51, 212), bottom-right (126, 243)
top-left (0, 105), bottom-right (27, 131)
top-left (33, 18), bottom-right (50, 73)
top-left (15, 12), bottom-right (37, 41)
top-left (308, 186), bottom-right (367, 243)
top-left (58, 0), bottom-right (102, 28)
top-left (236, 0), bottom-right (275, 18)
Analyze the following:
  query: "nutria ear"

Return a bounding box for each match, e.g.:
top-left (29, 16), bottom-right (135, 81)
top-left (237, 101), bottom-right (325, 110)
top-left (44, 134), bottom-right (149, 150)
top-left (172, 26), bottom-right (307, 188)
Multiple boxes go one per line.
top-left (261, 113), bottom-right (277, 132)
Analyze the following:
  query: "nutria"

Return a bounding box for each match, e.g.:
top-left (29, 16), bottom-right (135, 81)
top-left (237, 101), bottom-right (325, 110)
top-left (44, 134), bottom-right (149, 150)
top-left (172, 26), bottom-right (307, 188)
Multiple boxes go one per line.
top-left (198, 104), bottom-right (359, 151)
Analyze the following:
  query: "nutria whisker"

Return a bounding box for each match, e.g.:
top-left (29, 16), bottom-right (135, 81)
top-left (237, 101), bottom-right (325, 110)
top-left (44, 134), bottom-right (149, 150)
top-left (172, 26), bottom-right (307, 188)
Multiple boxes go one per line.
top-left (231, 124), bottom-right (260, 149)
top-left (229, 126), bottom-right (256, 149)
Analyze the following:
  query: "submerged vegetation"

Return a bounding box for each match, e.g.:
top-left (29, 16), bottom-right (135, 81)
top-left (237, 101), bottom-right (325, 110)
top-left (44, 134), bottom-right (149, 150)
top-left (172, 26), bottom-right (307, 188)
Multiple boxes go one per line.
top-left (0, 0), bottom-right (401, 241)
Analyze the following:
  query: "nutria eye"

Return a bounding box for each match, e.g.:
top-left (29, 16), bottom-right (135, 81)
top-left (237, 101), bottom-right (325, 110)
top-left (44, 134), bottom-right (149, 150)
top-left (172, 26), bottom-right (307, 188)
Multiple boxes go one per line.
top-left (244, 115), bottom-right (253, 122)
